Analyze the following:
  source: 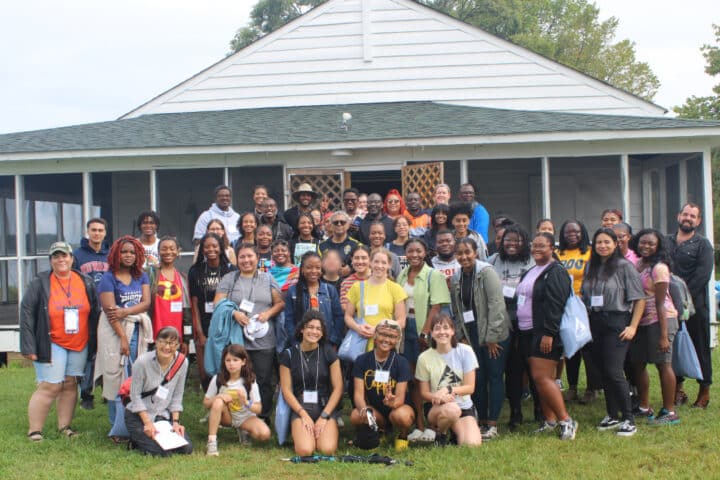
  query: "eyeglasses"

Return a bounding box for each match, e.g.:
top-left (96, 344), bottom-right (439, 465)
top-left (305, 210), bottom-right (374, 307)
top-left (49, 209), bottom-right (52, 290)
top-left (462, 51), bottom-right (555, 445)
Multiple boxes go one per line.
top-left (387, 199), bottom-right (400, 204)
top-left (156, 339), bottom-right (179, 348)
top-left (333, 220), bottom-right (348, 226)
top-left (376, 331), bottom-right (400, 341)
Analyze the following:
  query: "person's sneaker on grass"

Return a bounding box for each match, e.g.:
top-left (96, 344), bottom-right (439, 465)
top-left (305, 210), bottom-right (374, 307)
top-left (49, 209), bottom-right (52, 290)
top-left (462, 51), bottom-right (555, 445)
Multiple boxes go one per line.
top-left (533, 421), bottom-right (558, 434)
top-left (616, 420), bottom-right (637, 437)
top-left (238, 429), bottom-right (251, 445)
top-left (407, 428), bottom-right (424, 442)
top-left (597, 416), bottom-right (621, 431)
top-left (481, 425), bottom-right (499, 440)
top-left (434, 433), bottom-right (449, 447)
top-left (649, 408), bottom-right (680, 426)
top-left (206, 439), bottom-right (219, 456)
top-left (418, 428), bottom-right (436, 443)
top-left (632, 405), bottom-right (654, 418)
top-left (559, 418), bottom-right (578, 440)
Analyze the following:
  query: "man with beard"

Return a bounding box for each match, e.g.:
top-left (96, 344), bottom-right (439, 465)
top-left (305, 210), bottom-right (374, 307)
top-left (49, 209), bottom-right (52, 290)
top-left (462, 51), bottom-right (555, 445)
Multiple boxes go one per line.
top-left (259, 197), bottom-right (293, 241)
top-left (358, 193), bottom-right (395, 245)
top-left (342, 188), bottom-right (363, 236)
top-left (404, 192), bottom-right (431, 234)
top-left (431, 230), bottom-right (461, 288)
top-left (667, 203), bottom-right (714, 409)
top-left (193, 185), bottom-right (241, 244)
top-left (283, 183), bottom-right (317, 237)
top-left (459, 183), bottom-right (490, 244)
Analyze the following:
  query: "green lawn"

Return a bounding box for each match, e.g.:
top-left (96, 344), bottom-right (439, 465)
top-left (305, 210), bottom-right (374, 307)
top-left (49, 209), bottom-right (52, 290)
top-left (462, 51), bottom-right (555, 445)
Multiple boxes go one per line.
top-left (1, 357), bottom-right (718, 480)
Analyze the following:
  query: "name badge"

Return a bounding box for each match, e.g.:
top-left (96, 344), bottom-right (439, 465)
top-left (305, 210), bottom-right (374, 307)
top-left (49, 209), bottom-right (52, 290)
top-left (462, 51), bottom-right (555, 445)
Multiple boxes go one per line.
top-left (365, 304), bottom-right (379, 316)
top-left (64, 307), bottom-right (80, 334)
top-left (517, 295), bottom-right (526, 306)
top-left (591, 296), bottom-right (604, 307)
top-left (375, 370), bottom-right (390, 383)
top-left (502, 286), bottom-right (516, 298)
top-left (204, 302), bottom-right (214, 314)
top-left (170, 301), bottom-right (183, 313)
top-left (183, 325), bottom-right (192, 336)
top-left (155, 385), bottom-right (169, 400)
top-left (303, 390), bottom-right (318, 404)
top-left (240, 299), bottom-right (255, 313)
top-left (463, 310), bottom-right (475, 324)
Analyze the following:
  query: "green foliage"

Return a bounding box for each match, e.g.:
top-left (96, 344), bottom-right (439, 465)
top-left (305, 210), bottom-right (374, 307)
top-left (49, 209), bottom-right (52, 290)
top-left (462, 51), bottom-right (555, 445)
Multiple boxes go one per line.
top-left (421, 0), bottom-right (660, 100)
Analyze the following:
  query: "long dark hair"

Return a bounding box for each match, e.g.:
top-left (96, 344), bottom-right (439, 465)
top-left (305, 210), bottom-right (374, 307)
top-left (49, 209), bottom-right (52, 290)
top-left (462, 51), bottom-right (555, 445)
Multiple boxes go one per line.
top-left (499, 224), bottom-right (531, 262)
top-left (429, 204), bottom-right (450, 233)
top-left (628, 228), bottom-right (672, 270)
top-left (217, 344), bottom-right (256, 391)
top-left (294, 212), bottom-right (320, 241)
top-left (294, 251), bottom-right (323, 327)
top-left (585, 228), bottom-right (623, 282)
top-left (108, 236), bottom-right (145, 279)
top-left (558, 219), bottom-right (590, 254)
top-left (294, 309), bottom-right (328, 343)
top-left (193, 233), bottom-right (232, 273)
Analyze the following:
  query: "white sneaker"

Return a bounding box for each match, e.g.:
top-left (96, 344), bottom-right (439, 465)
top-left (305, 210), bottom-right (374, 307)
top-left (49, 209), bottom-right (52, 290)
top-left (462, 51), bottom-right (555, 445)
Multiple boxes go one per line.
top-left (407, 428), bottom-right (424, 442)
top-left (206, 440), bottom-right (219, 456)
top-left (419, 428), bottom-right (436, 442)
top-left (237, 429), bottom-right (251, 445)
top-left (559, 418), bottom-right (578, 441)
top-left (481, 425), bottom-right (499, 440)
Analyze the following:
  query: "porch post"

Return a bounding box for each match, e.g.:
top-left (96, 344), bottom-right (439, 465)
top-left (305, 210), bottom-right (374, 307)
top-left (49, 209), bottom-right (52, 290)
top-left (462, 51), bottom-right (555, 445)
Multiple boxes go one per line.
top-left (14, 175), bottom-right (25, 313)
top-left (149, 170), bottom-right (157, 211)
top-left (460, 159), bottom-right (468, 185)
top-left (82, 171), bottom-right (92, 227)
top-left (541, 156), bottom-right (551, 219)
top-left (620, 154), bottom-right (630, 220)
top-left (702, 147), bottom-right (716, 346)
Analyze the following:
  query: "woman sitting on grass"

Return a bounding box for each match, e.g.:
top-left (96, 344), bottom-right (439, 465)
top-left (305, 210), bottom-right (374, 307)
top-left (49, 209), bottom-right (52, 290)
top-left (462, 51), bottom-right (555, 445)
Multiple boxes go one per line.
top-left (204, 344), bottom-right (271, 456)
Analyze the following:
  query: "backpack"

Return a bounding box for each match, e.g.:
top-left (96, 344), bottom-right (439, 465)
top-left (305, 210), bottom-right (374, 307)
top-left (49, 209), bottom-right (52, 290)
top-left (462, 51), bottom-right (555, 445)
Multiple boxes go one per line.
top-left (668, 274), bottom-right (696, 321)
top-left (118, 352), bottom-right (186, 406)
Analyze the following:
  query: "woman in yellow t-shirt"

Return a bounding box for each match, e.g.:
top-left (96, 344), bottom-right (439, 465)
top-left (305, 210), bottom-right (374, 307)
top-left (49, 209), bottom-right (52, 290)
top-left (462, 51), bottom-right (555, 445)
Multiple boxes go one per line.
top-left (344, 249), bottom-right (407, 350)
top-left (556, 219), bottom-right (601, 404)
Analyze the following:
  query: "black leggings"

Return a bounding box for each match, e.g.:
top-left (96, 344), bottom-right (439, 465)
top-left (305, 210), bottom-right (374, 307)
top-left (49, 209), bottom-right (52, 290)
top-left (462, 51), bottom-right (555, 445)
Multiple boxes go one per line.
top-left (248, 348), bottom-right (277, 419)
top-left (505, 330), bottom-right (540, 420)
top-left (566, 343), bottom-right (602, 391)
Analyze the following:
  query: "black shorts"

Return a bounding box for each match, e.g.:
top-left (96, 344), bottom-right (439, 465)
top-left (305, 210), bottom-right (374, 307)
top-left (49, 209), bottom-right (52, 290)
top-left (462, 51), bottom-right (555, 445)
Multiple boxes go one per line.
top-left (423, 403), bottom-right (477, 420)
top-left (290, 401), bottom-right (339, 422)
top-left (520, 329), bottom-right (563, 362)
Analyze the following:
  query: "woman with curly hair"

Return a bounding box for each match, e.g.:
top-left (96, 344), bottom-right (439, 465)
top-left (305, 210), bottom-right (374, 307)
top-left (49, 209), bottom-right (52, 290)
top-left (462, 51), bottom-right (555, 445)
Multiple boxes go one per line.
top-left (94, 236), bottom-right (152, 426)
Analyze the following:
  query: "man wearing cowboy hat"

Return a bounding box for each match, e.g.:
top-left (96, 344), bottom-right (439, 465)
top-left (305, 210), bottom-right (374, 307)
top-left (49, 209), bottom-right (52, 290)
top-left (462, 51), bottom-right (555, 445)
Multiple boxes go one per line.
top-left (283, 183), bottom-right (318, 237)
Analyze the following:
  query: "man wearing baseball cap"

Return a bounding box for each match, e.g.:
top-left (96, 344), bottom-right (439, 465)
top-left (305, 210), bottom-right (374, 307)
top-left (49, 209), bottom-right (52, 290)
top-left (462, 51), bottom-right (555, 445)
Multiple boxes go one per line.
top-left (351, 319), bottom-right (415, 451)
top-left (283, 183), bottom-right (318, 237)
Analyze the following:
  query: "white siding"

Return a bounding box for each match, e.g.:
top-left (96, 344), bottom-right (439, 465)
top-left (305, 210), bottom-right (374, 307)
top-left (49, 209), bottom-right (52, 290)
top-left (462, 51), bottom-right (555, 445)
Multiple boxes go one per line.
top-left (124, 0), bottom-right (664, 119)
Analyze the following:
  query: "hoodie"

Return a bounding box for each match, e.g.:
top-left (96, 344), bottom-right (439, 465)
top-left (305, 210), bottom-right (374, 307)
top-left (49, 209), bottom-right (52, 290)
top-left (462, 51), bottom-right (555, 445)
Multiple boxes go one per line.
top-left (193, 203), bottom-right (241, 243)
top-left (72, 237), bottom-right (110, 287)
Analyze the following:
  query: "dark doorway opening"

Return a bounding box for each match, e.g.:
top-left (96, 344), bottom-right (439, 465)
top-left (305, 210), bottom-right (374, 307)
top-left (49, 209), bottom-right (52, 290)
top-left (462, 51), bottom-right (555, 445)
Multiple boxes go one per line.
top-left (350, 170), bottom-right (402, 197)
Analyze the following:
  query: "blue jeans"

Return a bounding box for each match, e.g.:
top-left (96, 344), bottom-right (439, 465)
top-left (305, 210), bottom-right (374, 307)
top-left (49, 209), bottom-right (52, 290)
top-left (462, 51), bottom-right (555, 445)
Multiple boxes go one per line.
top-left (108, 324), bottom-right (140, 425)
top-left (473, 337), bottom-right (510, 423)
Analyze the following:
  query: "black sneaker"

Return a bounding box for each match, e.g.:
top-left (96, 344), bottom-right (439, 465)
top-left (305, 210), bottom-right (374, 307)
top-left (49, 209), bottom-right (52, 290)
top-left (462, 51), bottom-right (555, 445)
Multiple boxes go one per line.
top-left (80, 398), bottom-right (94, 410)
top-left (597, 416), bottom-right (621, 431)
top-left (616, 420), bottom-right (637, 437)
top-left (435, 433), bottom-right (449, 447)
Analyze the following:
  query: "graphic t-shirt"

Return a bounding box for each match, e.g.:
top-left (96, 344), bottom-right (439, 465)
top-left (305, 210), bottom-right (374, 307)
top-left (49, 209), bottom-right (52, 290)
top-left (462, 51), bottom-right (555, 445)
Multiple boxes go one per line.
top-left (638, 262), bottom-right (678, 326)
top-left (48, 272), bottom-right (91, 351)
top-left (205, 376), bottom-right (261, 425)
top-left (352, 350), bottom-right (412, 410)
top-left (415, 343), bottom-right (478, 410)
top-left (346, 279), bottom-right (408, 350)
top-left (98, 271), bottom-right (150, 308)
top-left (557, 248), bottom-right (591, 296)
top-left (431, 256), bottom-right (461, 288)
top-left (188, 263), bottom-right (237, 335)
top-left (141, 238), bottom-right (160, 269)
top-left (152, 271), bottom-right (184, 339)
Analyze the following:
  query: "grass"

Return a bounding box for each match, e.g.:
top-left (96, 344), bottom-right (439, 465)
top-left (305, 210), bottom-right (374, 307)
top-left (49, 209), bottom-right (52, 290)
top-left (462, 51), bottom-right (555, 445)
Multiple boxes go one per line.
top-left (1, 357), bottom-right (718, 480)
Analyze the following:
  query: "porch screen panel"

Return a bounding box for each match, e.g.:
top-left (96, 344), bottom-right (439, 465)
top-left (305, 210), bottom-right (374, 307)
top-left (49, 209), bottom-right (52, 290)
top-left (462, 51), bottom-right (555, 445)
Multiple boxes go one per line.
top-left (230, 166), bottom-right (284, 213)
top-left (287, 170), bottom-right (344, 212)
top-left (24, 174), bottom-right (83, 254)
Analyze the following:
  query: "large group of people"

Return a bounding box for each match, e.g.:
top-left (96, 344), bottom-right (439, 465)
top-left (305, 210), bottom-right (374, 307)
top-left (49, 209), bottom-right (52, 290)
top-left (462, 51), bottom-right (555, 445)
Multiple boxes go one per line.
top-left (19, 181), bottom-right (714, 457)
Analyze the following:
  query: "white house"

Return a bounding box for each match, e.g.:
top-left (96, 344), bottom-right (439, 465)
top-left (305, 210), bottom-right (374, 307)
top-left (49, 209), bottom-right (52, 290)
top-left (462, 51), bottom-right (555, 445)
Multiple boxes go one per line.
top-left (1, 0), bottom-right (719, 350)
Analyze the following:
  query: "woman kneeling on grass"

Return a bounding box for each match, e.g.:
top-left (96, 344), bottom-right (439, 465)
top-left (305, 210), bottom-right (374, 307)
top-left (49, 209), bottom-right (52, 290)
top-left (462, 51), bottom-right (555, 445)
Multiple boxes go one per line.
top-left (515, 232), bottom-right (577, 440)
top-left (279, 310), bottom-right (343, 456)
top-left (415, 313), bottom-right (482, 447)
top-left (204, 344), bottom-right (271, 456)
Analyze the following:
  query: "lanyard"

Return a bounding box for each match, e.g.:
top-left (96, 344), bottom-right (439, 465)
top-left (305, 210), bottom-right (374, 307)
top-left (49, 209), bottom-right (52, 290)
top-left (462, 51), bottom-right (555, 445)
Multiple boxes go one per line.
top-left (374, 350), bottom-right (395, 372)
top-left (54, 273), bottom-right (73, 303)
top-left (235, 272), bottom-right (258, 302)
top-left (298, 345), bottom-right (320, 394)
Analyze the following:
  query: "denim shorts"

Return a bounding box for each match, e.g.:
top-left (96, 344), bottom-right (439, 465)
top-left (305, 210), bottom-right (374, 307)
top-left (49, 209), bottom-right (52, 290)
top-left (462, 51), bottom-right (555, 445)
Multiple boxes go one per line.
top-left (34, 343), bottom-right (88, 384)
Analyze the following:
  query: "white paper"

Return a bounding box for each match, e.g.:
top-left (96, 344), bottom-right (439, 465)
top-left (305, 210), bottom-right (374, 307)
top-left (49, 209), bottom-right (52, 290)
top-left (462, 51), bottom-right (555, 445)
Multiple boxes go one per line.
top-left (204, 301), bottom-right (214, 313)
top-left (462, 310), bottom-right (475, 324)
top-left (64, 307), bottom-right (79, 334)
top-left (502, 286), bottom-right (516, 298)
top-left (240, 299), bottom-right (255, 313)
top-left (365, 304), bottom-right (379, 316)
top-left (153, 421), bottom-right (189, 451)
top-left (155, 385), bottom-right (169, 400)
top-left (375, 370), bottom-right (390, 383)
top-left (591, 295), bottom-right (604, 307)
top-left (170, 301), bottom-right (183, 313)
top-left (303, 390), bottom-right (318, 404)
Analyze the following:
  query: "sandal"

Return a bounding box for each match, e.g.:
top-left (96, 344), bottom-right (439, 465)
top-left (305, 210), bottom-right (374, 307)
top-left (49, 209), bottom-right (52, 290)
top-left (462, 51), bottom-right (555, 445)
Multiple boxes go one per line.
top-left (28, 431), bottom-right (43, 442)
top-left (59, 426), bottom-right (78, 437)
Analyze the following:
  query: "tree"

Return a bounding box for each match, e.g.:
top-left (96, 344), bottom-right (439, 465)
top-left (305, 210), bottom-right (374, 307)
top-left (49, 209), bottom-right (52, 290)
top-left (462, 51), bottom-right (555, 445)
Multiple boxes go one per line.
top-left (674, 24), bottom-right (720, 250)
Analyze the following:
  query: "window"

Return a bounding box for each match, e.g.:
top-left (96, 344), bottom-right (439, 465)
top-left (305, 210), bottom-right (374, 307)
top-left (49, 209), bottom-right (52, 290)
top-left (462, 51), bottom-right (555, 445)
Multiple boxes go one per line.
top-left (230, 165), bottom-right (284, 213)
top-left (24, 174), bottom-right (83, 254)
top-left (0, 176), bottom-right (16, 256)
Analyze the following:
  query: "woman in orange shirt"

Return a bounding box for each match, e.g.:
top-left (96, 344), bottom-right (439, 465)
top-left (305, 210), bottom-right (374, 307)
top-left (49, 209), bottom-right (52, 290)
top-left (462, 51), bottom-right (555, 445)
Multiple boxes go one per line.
top-left (20, 241), bottom-right (101, 441)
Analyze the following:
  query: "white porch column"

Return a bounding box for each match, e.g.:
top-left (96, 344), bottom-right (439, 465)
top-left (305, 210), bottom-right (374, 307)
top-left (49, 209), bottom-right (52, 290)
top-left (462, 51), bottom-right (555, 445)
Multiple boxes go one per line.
top-left (223, 167), bottom-right (230, 189)
top-left (620, 154), bottom-right (630, 220)
top-left (149, 170), bottom-right (157, 211)
top-left (460, 159), bottom-right (468, 185)
top-left (541, 156), bottom-right (551, 219)
top-left (82, 171), bottom-right (92, 227)
top-left (702, 148), bottom-right (717, 346)
top-left (14, 175), bottom-right (25, 312)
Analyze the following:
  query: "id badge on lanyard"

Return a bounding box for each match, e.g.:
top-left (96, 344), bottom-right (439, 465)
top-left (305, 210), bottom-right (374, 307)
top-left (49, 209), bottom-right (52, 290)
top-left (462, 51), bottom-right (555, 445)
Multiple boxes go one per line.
top-left (64, 307), bottom-right (80, 334)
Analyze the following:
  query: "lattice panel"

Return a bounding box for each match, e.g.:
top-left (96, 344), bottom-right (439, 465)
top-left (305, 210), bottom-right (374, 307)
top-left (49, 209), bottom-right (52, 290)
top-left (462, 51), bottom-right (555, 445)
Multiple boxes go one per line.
top-left (288, 171), bottom-right (344, 211)
top-left (401, 162), bottom-right (444, 209)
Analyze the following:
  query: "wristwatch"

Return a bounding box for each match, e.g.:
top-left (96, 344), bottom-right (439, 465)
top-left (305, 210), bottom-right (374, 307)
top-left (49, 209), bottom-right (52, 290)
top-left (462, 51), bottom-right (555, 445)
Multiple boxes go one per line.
top-left (320, 411), bottom-right (331, 420)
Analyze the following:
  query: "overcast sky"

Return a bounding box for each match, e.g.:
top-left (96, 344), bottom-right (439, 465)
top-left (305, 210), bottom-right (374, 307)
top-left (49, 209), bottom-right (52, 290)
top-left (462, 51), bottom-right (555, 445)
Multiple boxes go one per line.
top-left (0, 0), bottom-right (717, 134)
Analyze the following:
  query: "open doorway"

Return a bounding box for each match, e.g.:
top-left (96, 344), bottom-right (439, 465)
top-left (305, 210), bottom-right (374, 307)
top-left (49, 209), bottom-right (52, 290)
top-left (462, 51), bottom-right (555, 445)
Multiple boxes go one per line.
top-left (350, 170), bottom-right (402, 196)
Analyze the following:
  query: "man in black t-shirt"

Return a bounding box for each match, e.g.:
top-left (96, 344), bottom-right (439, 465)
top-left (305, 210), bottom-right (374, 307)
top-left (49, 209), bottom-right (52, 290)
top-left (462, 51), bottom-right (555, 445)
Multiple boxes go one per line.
top-left (351, 319), bottom-right (414, 451)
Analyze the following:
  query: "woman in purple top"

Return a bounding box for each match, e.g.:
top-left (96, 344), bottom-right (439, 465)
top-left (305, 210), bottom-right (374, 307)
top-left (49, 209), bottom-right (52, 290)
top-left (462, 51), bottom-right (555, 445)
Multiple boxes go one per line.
top-left (515, 232), bottom-right (576, 440)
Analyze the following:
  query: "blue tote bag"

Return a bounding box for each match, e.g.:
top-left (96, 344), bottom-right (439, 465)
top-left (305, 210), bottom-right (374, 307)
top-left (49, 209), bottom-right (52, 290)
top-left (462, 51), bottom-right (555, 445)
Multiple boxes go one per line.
top-left (338, 281), bottom-right (368, 362)
top-left (559, 294), bottom-right (592, 359)
top-left (672, 321), bottom-right (703, 380)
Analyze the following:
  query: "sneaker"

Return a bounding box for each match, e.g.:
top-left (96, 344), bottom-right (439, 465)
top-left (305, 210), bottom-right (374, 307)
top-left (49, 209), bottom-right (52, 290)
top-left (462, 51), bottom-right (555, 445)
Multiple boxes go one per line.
top-left (674, 388), bottom-right (688, 406)
top-left (407, 428), bottom-right (424, 442)
top-left (481, 425), bottom-right (499, 440)
top-left (597, 416), bottom-right (621, 431)
top-left (394, 437), bottom-right (409, 452)
top-left (533, 421), bottom-right (558, 434)
top-left (419, 428), bottom-right (436, 443)
top-left (616, 420), bottom-right (637, 437)
top-left (237, 429), bottom-right (251, 445)
top-left (206, 440), bottom-right (219, 456)
top-left (559, 419), bottom-right (578, 441)
top-left (649, 408), bottom-right (680, 426)
top-left (80, 398), bottom-right (94, 410)
top-left (632, 405), bottom-right (655, 418)
top-left (555, 379), bottom-right (566, 391)
top-left (521, 389), bottom-right (531, 401)
top-left (199, 412), bottom-right (209, 424)
top-left (434, 433), bottom-right (449, 447)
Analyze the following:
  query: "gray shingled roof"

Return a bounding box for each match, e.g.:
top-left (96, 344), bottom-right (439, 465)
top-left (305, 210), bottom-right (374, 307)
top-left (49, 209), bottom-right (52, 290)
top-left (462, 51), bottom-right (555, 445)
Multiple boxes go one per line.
top-left (1, 102), bottom-right (719, 154)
